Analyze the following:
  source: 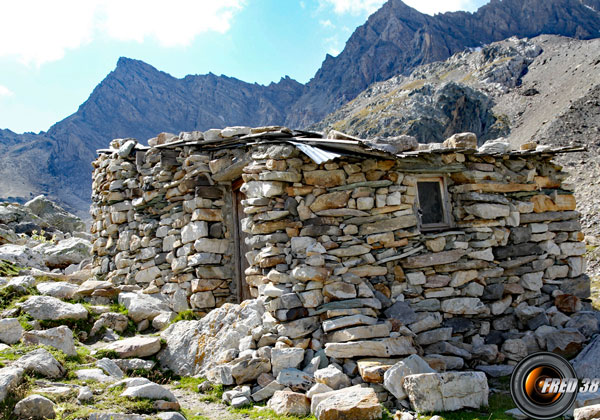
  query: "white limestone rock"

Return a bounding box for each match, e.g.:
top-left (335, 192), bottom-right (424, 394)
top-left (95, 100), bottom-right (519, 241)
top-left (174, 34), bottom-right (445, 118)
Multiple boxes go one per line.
top-left (19, 295), bottom-right (88, 321)
top-left (403, 371), bottom-right (489, 413)
top-left (13, 394), bottom-right (56, 419)
top-left (22, 326), bottom-right (77, 356)
top-left (0, 318), bottom-right (23, 344)
top-left (17, 348), bottom-right (65, 379)
top-left (383, 354), bottom-right (436, 400)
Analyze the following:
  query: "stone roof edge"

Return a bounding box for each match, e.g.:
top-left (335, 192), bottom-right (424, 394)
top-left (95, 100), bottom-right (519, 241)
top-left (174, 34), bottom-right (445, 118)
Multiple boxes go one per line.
top-left (97, 134), bottom-right (587, 160)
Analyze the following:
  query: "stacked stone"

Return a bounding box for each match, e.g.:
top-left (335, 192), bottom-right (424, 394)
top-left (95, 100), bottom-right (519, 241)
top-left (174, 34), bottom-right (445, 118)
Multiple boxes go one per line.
top-left (92, 128), bottom-right (595, 413)
top-left (91, 132), bottom-right (244, 315)
top-left (234, 136), bottom-right (593, 385)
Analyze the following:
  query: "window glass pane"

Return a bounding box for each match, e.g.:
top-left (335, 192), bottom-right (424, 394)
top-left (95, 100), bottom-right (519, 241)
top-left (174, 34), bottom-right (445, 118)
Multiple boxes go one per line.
top-left (417, 181), bottom-right (444, 225)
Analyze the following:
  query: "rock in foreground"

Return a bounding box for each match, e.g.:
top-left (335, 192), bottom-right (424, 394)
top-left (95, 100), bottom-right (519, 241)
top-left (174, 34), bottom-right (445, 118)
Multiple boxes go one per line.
top-left (403, 371), bottom-right (489, 413)
top-left (313, 385), bottom-right (382, 420)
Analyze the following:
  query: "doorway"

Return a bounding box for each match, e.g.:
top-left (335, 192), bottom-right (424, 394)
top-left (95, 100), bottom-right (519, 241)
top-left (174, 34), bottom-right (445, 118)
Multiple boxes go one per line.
top-left (232, 179), bottom-right (252, 302)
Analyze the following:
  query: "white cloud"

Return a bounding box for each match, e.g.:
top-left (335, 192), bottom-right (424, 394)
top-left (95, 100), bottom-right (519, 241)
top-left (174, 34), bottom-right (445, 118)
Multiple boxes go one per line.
top-left (324, 36), bottom-right (342, 56)
top-left (0, 0), bottom-right (245, 66)
top-left (0, 85), bottom-right (13, 97)
top-left (320, 0), bottom-right (479, 16)
top-left (320, 19), bottom-right (335, 28)
top-left (319, 0), bottom-right (386, 15)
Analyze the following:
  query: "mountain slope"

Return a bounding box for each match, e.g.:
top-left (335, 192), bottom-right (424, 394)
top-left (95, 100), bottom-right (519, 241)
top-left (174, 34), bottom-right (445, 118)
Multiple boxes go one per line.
top-left (22, 58), bottom-right (306, 214)
top-left (285, 0), bottom-right (600, 127)
top-left (314, 35), bottom-right (600, 146)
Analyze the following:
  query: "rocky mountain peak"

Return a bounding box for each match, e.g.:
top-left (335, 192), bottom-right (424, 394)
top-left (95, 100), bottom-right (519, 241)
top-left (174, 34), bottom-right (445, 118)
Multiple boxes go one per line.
top-left (285, 0), bottom-right (600, 127)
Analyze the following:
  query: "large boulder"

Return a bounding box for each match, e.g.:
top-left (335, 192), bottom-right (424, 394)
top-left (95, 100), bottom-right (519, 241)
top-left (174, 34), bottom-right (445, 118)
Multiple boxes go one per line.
top-left (545, 328), bottom-right (586, 358)
top-left (158, 299), bottom-right (265, 376)
top-left (0, 318), bottom-right (24, 344)
top-left (24, 195), bottom-right (85, 233)
top-left (120, 382), bottom-right (177, 402)
top-left (314, 365), bottom-right (351, 390)
top-left (17, 348), bottom-right (65, 379)
top-left (36, 281), bottom-right (79, 300)
top-left (271, 347), bottom-right (304, 377)
top-left (383, 354), bottom-right (436, 400)
top-left (22, 326), bottom-right (77, 356)
top-left (403, 371), bottom-right (489, 413)
top-left (0, 244), bottom-right (45, 269)
top-left (99, 336), bottom-right (162, 359)
top-left (41, 237), bottom-right (92, 269)
top-left (0, 366), bottom-right (24, 402)
top-left (118, 292), bottom-right (170, 323)
top-left (13, 394), bottom-right (56, 419)
top-left (20, 296), bottom-right (88, 321)
top-left (267, 390), bottom-right (310, 417)
top-left (312, 385), bottom-right (382, 420)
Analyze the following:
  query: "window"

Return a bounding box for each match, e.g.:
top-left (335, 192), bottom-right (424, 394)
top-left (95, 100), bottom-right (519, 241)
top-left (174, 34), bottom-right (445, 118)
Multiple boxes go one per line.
top-left (416, 176), bottom-right (452, 231)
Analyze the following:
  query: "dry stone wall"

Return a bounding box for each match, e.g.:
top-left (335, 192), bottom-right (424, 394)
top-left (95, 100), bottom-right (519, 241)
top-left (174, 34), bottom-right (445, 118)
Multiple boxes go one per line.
top-left (240, 140), bottom-right (591, 372)
top-left (91, 134), bottom-right (245, 314)
top-left (91, 128), bottom-right (592, 376)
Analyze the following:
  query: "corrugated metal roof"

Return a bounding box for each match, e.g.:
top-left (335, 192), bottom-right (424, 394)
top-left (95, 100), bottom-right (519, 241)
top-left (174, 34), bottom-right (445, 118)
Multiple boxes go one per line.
top-left (289, 141), bottom-right (344, 164)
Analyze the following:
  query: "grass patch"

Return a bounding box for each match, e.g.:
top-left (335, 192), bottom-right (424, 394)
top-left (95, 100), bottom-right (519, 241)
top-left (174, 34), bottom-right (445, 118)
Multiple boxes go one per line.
top-left (0, 260), bottom-right (26, 277)
top-left (199, 383), bottom-right (224, 403)
top-left (0, 285), bottom-right (37, 310)
top-left (171, 309), bottom-right (201, 323)
top-left (56, 385), bottom-right (157, 420)
top-left (108, 302), bottom-right (129, 315)
top-left (181, 409), bottom-right (212, 420)
top-left (230, 406), bottom-right (316, 420)
top-left (174, 376), bottom-right (206, 392)
top-left (38, 317), bottom-right (93, 341)
top-left (129, 366), bottom-right (178, 385)
top-left (94, 349), bottom-right (119, 359)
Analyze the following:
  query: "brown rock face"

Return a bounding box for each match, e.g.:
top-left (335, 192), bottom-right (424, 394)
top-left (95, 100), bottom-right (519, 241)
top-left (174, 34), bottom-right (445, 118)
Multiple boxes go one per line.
top-left (314, 386), bottom-right (382, 420)
top-left (267, 390), bottom-right (310, 417)
top-left (309, 191), bottom-right (350, 212)
top-left (555, 294), bottom-right (581, 314)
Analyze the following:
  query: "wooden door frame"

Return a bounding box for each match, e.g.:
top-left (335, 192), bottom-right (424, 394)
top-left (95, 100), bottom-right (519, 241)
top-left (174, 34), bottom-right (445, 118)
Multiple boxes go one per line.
top-left (231, 179), bottom-right (251, 303)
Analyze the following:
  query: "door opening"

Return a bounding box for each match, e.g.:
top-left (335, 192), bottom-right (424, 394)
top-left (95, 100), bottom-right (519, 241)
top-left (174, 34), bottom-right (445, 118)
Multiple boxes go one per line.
top-left (232, 179), bottom-right (252, 302)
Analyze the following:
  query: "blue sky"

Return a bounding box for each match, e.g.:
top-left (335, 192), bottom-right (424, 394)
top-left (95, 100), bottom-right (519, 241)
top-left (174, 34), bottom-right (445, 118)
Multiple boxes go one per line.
top-left (0, 0), bottom-right (487, 134)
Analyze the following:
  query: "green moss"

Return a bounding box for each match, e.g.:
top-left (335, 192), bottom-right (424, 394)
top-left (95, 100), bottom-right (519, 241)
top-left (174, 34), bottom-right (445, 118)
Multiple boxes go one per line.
top-left (94, 349), bottom-right (119, 359)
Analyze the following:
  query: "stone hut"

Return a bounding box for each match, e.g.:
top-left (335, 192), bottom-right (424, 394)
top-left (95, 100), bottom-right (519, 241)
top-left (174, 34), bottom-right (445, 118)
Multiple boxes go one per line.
top-left (91, 126), bottom-right (591, 371)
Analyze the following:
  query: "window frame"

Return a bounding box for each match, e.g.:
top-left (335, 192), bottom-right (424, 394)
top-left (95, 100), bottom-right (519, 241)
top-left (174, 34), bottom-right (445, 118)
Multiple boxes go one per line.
top-left (415, 175), bottom-right (453, 232)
